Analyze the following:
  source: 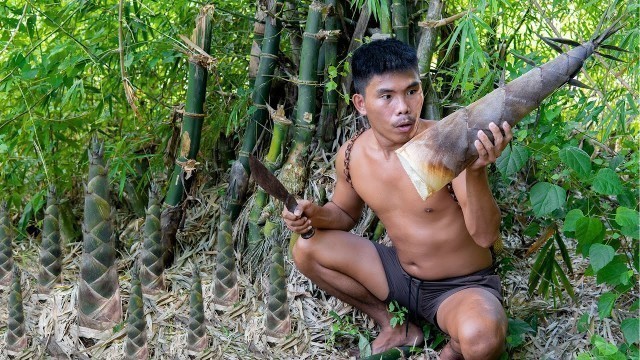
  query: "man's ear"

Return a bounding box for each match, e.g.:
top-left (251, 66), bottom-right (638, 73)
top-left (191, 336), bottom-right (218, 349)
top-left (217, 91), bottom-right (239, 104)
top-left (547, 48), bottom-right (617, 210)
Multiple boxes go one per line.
top-left (352, 93), bottom-right (366, 116)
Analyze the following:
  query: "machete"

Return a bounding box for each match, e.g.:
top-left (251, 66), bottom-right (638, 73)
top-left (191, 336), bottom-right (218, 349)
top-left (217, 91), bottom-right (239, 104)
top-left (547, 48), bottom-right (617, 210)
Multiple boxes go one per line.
top-left (249, 155), bottom-right (315, 239)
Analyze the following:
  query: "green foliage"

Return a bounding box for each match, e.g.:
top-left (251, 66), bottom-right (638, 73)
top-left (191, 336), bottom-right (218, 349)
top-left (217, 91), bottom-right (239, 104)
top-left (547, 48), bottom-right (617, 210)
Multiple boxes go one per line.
top-left (505, 317), bottom-right (536, 350)
top-left (387, 300), bottom-right (407, 328)
top-left (327, 310), bottom-right (370, 356)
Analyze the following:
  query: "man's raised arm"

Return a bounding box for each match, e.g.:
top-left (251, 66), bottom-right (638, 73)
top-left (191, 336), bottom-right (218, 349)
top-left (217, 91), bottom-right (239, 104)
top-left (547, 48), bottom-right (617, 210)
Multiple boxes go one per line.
top-left (452, 122), bottom-right (513, 248)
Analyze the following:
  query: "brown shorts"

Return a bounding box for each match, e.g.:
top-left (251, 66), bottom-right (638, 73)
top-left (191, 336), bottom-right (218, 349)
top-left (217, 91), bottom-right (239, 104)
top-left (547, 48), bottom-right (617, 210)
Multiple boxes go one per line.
top-left (373, 243), bottom-right (503, 329)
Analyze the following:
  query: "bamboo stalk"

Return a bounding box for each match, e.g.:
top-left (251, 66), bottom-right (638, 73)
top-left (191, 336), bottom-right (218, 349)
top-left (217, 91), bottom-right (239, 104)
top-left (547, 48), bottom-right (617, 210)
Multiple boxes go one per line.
top-left (285, 0), bottom-right (303, 66)
top-left (226, 0), bottom-right (283, 220)
top-left (379, 0), bottom-right (392, 35)
top-left (124, 268), bottom-right (148, 360)
top-left (5, 266), bottom-right (27, 356)
top-left (187, 263), bottom-right (208, 354)
top-left (78, 137), bottom-right (123, 335)
top-left (265, 221), bottom-right (290, 341)
top-left (417, 0), bottom-right (443, 120)
top-left (0, 202), bottom-right (13, 287)
top-left (38, 185), bottom-right (62, 294)
top-left (162, 6), bottom-right (214, 266)
top-left (317, 0), bottom-right (339, 151)
top-left (391, 0), bottom-right (409, 43)
top-left (279, 1), bottom-right (323, 194)
top-left (140, 184), bottom-right (164, 295)
top-left (249, 5), bottom-right (267, 80)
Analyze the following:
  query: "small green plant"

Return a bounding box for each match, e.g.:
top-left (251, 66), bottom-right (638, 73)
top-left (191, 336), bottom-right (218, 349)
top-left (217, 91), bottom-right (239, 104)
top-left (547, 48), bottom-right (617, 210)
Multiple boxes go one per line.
top-left (387, 300), bottom-right (408, 328)
top-left (422, 322), bottom-right (446, 350)
top-left (327, 310), bottom-right (370, 356)
top-left (505, 317), bottom-right (536, 351)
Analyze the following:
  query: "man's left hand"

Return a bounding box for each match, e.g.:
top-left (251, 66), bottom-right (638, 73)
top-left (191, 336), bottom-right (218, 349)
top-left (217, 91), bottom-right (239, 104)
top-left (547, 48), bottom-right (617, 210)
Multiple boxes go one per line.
top-left (469, 121), bottom-right (513, 171)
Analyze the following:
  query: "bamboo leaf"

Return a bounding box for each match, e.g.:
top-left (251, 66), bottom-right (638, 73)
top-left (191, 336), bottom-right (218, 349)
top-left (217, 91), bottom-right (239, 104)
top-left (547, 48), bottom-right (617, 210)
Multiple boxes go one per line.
top-left (553, 261), bottom-right (576, 302)
top-left (529, 182), bottom-right (566, 217)
top-left (555, 232), bottom-right (573, 274)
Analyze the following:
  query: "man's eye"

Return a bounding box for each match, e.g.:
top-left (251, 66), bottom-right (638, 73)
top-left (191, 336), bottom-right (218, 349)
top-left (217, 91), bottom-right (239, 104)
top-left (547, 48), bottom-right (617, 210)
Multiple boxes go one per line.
top-left (381, 94), bottom-right (391, 100)
top-left (408, 89), bottom-right (417, 95)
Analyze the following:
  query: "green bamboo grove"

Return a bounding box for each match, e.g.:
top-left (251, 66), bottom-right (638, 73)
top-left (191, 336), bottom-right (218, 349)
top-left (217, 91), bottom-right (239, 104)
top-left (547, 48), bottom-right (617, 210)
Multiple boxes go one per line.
top-left (0, 1), bottom-right (636, 358)
top-left (78, 137), bottom-right (123, 334)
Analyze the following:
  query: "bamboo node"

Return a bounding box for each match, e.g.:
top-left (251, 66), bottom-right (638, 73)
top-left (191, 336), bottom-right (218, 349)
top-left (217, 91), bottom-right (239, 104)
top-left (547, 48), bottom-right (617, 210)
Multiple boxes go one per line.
top-left (302, 31), bottom-right (323, 40)
top-left (315, 29), bottom-right (341, 41)
top-left (176, 158), bottom-right (201, 180)
top-left (290, 77), bottom-right (321, 86)
top-left (267, 104), bottom-right (292, 125)
top-left (176, 109), bottom-right (206, 118)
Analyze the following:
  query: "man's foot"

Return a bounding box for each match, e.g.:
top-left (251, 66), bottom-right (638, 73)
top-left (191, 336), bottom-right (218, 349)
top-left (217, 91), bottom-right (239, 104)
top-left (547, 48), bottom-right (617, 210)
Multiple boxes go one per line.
top-left (370, 321), bottom-right (423, 354)
top-left (438, 342), bottom-right (464, 360)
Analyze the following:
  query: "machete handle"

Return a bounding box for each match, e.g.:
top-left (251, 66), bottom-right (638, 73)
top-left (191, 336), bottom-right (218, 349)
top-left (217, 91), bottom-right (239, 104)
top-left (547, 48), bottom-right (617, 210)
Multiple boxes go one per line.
top-left (301, 227), bottom-right (315, 239)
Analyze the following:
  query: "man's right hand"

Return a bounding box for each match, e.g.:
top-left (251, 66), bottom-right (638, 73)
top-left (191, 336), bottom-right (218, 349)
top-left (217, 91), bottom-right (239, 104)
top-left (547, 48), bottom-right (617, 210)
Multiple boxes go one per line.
top-left (282, 199), bottom-right (315, 235)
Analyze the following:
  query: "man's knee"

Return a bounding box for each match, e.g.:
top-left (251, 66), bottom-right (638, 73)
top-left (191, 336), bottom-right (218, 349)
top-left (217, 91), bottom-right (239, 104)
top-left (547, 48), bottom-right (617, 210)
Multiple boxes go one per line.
top-left (457, 316), bottom-right (507, 360)
top-left (291, 232), bottom-right (320, 272)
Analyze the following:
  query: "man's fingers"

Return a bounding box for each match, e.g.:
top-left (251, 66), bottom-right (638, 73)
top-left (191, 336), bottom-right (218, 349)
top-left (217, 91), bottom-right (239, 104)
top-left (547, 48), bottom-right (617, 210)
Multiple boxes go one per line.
top-left (489, 122), bottom-right (503, 147)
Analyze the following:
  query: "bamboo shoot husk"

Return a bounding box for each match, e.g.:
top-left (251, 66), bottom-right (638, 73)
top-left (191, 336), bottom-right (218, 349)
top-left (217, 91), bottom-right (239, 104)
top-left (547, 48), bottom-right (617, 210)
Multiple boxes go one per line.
top-left (38, 186), bottom-right (62, 294)
top-left (5, 266), bottom-right (26, 356)
top-left (0, 202), bottom-right (13, 287)
top-left (397, 32), bottom-right (615, 200)
top-left (78, 138), bottom-right (122, 335)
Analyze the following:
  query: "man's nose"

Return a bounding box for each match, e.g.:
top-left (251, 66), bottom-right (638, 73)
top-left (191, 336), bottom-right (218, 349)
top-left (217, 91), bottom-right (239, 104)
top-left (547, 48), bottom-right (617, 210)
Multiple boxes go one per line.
top-left (396, 96), bottom-right (410, 114)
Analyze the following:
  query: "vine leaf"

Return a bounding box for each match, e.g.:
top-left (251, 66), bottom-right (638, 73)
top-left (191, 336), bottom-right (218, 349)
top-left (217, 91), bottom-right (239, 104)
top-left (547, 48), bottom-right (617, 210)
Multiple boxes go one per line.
top-left (529, 182), bottom-right (565, 217)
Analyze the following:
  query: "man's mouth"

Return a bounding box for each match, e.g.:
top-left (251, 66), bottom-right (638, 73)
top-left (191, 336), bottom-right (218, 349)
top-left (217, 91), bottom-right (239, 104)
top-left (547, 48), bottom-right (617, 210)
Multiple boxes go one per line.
top-left (394, 118), bottom-right (415, 132)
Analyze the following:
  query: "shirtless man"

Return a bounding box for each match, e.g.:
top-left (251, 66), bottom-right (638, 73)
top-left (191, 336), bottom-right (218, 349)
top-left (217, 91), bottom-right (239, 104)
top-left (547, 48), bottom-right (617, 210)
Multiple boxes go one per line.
top-left (282, 39), bottom-right (512, 360)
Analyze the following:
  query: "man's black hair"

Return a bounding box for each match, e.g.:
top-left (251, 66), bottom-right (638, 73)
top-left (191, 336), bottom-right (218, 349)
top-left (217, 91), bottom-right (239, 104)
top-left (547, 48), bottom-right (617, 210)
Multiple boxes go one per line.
top-left (351, 38), bottom-right (419, 95)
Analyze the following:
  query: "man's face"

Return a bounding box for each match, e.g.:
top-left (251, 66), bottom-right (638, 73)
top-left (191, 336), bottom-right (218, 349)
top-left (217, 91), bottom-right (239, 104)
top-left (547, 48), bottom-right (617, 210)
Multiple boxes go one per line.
top-left (353, 69), bottom-right (424, 146)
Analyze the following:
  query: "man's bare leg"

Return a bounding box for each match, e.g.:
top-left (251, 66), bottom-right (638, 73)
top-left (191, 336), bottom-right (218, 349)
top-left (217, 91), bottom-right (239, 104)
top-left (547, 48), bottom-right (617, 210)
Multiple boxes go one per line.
top-left (436, 288), bottom-right (507, 360)
top-left (292, 230), bottom-right (423, 353)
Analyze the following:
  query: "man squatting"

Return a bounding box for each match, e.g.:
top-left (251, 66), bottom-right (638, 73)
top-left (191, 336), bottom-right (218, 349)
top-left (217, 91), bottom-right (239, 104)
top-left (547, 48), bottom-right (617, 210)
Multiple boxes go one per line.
top-left (282, 39), bottom-right (514, 360)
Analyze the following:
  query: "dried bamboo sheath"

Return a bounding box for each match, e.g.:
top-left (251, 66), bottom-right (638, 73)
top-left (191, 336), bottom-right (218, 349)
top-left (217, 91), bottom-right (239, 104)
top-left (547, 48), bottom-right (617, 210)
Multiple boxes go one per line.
top-left (78, 139), bottom-right (122, 333)
top-left (397, 38), bottom-right (605, 200)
